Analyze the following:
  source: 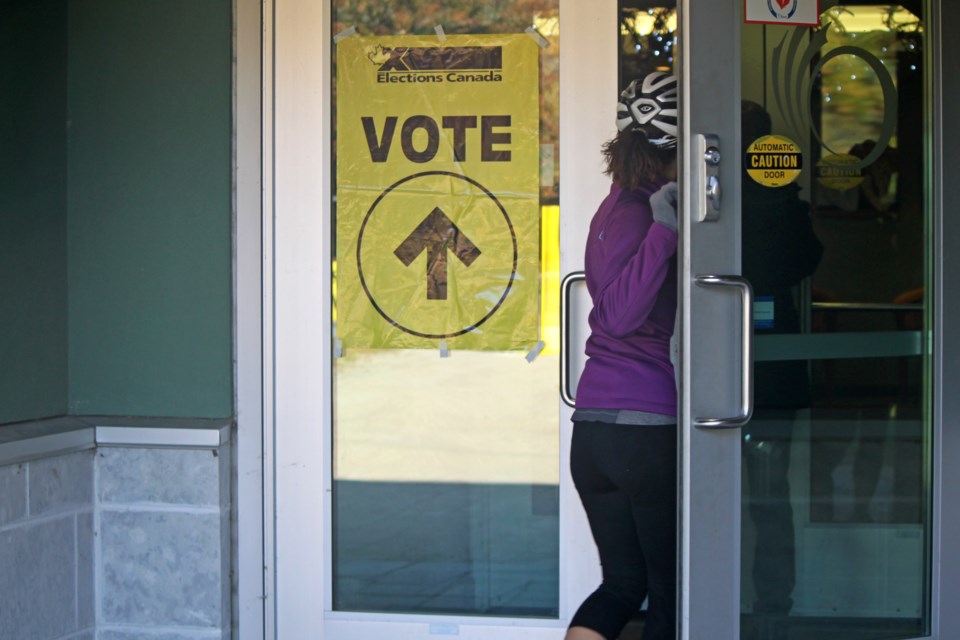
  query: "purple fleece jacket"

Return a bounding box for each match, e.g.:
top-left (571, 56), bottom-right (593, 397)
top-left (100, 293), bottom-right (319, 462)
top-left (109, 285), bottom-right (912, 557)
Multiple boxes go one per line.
top-left (575, 180), bottom-right (679, 416)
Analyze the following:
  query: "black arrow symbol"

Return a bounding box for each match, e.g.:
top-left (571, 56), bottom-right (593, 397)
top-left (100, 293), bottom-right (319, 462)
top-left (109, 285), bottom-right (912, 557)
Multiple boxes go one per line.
top-left (394, 207), bottom-right (481, 300)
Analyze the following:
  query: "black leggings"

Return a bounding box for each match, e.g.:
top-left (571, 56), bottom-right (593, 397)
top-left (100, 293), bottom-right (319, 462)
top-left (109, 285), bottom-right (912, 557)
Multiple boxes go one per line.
top-left (569, 421), bottom-right (677, 640)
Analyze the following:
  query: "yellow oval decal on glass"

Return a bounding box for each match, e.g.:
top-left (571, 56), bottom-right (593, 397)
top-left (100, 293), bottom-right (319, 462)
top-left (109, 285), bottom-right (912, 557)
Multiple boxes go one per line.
top-left (816, 153), bottom-right (865, 190)
top-left (745, 134), bottom-right (802, 187)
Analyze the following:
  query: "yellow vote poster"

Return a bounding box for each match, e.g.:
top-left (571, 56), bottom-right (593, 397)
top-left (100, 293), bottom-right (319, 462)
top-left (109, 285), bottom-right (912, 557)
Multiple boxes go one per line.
top-left (336, 34), bottom-right (540, 350)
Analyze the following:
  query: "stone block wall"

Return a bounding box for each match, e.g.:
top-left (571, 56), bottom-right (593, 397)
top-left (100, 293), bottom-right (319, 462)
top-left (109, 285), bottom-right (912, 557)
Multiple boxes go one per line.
top-left (0, 450), bottom-right (95, 639)
top-left (0, 440), bottom-right (230, 640)
top-left (96, 446), bottom-right (231, 639)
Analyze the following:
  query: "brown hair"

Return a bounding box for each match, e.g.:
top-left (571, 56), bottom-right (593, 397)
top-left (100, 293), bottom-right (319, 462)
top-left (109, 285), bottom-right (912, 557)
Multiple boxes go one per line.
top-left (602, 128), bottom-right (676, 191)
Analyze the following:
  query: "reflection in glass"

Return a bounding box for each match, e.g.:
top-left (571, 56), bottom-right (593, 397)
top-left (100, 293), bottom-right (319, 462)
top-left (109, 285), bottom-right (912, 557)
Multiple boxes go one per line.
top-left (618, 4), bottom-right (677, 89)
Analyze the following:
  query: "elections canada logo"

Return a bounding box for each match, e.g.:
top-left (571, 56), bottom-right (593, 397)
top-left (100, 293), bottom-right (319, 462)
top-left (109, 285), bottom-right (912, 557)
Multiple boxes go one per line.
top-left (767, 0), bottom-right (799, 19)
top-left (367, 44), bottom-right (504, 84)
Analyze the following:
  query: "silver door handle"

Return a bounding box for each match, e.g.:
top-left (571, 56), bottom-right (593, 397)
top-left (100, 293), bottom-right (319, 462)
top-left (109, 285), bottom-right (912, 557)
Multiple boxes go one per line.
top-left (560, 271), bottom-right (586, 407)
top-left (693, 275), bottom-right (754, 428)
top-left (697, 134), bottom-right (722, 221)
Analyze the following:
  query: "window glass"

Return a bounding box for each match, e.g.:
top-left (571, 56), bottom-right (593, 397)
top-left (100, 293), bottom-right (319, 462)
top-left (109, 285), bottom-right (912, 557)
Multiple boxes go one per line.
top-left (331, 1), bottom-right (561, 617)
top-left (738, 5), bottom-right (931, 638)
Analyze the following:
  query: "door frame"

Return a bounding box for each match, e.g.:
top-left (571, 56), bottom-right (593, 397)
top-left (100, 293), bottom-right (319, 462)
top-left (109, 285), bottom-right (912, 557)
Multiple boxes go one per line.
top-left (268, 0), bottom-right (330, 636)
top-left (936, 2), bottom-right (960, 638)
top-left (235, 0), bottom-right (268, 637)
top-left (678, 0), bottom-right (744, 637)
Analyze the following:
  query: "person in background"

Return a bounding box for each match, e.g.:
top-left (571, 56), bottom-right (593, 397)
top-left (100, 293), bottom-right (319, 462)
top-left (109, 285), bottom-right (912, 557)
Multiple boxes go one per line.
top-left (565, 72), bottom-right (679, 640)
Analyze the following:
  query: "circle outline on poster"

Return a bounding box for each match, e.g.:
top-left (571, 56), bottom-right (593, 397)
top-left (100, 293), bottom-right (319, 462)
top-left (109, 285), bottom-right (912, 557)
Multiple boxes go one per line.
top-left (745, 134), bottom-right (803, 187)
top-left (356, 170), bottom-right (518, 339)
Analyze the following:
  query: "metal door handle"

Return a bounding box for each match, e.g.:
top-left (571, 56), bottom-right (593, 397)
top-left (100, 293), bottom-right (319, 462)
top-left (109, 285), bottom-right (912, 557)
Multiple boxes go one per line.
top-left (697, 134), bottom-right (722, 221)
top-left (560, 271), bottom-right (586, 407)
top-left (693, 275), bottom-right (754, 428)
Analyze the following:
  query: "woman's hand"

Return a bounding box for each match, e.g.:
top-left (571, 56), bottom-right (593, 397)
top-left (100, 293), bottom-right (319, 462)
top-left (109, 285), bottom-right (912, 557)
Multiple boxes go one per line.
top-left (650, 181), bottom-right (679, 232)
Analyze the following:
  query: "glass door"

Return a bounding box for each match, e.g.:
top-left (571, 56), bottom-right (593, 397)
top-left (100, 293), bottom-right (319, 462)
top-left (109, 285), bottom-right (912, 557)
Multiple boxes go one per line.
top-left (681, 1), bottom-right (933, 639)
top-left (307, 1), bottom-right (617, 638)
top-left (270, 0), bottom-right (625, 637)
top-left (328, 0), bottom-right (563, 628)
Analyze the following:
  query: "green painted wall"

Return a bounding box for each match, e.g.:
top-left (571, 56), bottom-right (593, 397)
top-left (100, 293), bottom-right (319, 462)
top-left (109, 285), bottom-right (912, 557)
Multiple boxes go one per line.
top-left (0, 0), bottom-right (69, 424)
top-left (1, 0), bottom-right (233, 425)
top-left (66, 0), bottom-right (233, 418)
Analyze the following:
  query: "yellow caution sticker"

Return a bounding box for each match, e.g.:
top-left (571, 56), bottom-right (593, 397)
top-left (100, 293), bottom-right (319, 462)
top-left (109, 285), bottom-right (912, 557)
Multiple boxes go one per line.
top-left (816, 153), bottom-right (865, 190)
top-left (745, 135), bottom-right (802, 187)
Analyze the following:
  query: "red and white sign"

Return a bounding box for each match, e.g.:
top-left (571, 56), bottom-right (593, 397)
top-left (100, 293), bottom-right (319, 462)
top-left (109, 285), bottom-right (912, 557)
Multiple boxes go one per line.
top-left (744, 0), bottom-right (820, 26)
